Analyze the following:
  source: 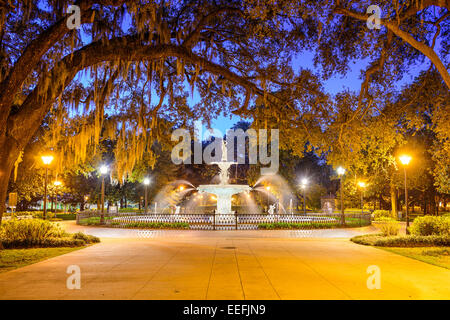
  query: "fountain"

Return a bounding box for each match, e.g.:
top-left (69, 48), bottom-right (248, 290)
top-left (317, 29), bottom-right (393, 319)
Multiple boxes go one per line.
top-left (197, 140), bottom-right (251, 214)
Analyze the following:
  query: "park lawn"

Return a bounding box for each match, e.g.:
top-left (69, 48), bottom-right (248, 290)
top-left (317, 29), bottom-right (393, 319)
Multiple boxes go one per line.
top-left (0, 247), bottom-right (84, 273)
top-left (379, 247), bottom-right (450, 270)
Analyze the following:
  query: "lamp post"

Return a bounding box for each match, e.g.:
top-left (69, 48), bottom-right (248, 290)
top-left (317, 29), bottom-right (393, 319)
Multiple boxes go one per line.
top-left (399, 155), bottom-right (412, 234)
top-left (41, 155), bottom-right (54, 219)
top-left (84, 195), bottom-right (89, 211)
top-left (265, 186), bottom-right (271, 211)
top-left (337, 167), bottom-right (346, 225)
top-left (143, 177), bottom-right (150, 214)
top-left (357, 181), bottom-right (366, 215)
top-left (53, 180), bottom-right (62, 213)
top-left (99, 165), bottom-right (108, 224)
top-left (301, 178), bottom-right (308, 215)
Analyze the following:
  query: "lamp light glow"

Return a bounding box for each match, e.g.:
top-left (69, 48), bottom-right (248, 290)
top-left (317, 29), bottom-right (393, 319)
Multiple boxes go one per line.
top-left (358, 181), bottom-right (366, 188)
top-left (41, 155), bottom-right (54, 165)
top-left (399, 155), bottom-right (412, 166)
top-left (337, 167), bottom-right (346, 175)
top-left (143, 177), bottom-right (150, 185)
top-left (99, 165), bottom-right (108, 174)
top-left (53, 180), bottom-right (62, 186)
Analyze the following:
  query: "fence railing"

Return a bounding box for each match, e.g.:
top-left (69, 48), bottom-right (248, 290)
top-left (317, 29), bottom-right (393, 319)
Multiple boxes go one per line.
top-left (77, 211), bottom-right (371, 230)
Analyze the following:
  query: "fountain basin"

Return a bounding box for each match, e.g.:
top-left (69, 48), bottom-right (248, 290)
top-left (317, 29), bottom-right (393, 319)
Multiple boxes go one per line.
top-left (198, 184), bottom-right (251, 215)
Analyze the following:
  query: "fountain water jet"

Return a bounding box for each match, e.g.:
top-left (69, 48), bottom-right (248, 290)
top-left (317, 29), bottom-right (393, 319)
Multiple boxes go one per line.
top-left (197, 140), bottom-right (251, 214)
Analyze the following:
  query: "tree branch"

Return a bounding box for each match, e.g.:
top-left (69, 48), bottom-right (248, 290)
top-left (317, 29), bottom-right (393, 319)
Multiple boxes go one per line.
top-left (334, 6), bottom-right (450, 89)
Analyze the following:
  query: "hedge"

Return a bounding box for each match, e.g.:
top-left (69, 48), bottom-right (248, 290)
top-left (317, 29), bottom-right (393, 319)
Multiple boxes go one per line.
top-left (350, 234), bottom-right (450, 247)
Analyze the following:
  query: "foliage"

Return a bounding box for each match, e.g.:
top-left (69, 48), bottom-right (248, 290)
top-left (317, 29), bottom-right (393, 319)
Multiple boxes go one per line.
top-left (372, 218), bottom-right (400, 236)
top-left (372, 210), bottom-right (391, 220)
top-left (409, 216), bottom-right (450, 236)
top-left (0, 219), bottom-right (66, 241)
top-left (0, 219), bottom-right (99, 248)
top-left (351, 234), bottom-right (450, 247)
top-left (71, 232), bottom-right (100, 243)
top-left (1, 238), bottom-right (86, 249)
top-left (78, 217), bottom-right (113, 226)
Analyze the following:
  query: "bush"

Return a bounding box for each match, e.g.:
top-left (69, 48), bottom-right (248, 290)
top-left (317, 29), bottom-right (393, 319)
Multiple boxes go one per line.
top-left (409, 215), bottom-right (450, 236)
top-left (1, 238), bottom-right (86, 249)
top-left (372, 210), bottom-right (391, 220)
top-left (0, 219), bottom-right (100, 248)
top-left (0, 219), bottom-right (66, 241)
top-left (3, 211), bottom-right (41, 217)
top-left (351, 234), bottom-right (450, 247)
top-left (71, 232), bottom-right (100, 243)
top-left (372, 217), bottom-right (400, 236)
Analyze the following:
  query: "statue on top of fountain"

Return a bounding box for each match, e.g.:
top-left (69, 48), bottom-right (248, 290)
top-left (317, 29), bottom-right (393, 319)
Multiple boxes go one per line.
top-left (212, 140), bottom-right (237, 185)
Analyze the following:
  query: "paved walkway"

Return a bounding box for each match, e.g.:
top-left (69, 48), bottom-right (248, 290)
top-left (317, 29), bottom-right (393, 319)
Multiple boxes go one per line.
top-left (0, 223), bottom-right (448, 300)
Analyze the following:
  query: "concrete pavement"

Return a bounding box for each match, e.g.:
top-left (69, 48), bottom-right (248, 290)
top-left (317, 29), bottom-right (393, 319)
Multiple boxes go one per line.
top-left (0, 223), bottom-right (449, 300)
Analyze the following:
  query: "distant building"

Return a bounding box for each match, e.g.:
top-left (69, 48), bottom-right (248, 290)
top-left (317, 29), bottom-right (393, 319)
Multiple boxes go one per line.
top-left (321, 195), bottom-right (336, 214)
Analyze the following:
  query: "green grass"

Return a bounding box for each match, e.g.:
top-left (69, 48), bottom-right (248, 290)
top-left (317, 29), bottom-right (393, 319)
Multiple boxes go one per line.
top-left (379, 247), bottom-right (450, 270)
top-left (0, 247), bottom-right (84, 273)
top-left (78, 216), bottom-right (113, 225)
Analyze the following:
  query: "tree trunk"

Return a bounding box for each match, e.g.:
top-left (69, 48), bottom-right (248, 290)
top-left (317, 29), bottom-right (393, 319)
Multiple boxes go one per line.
top-left (0, 134), bottom-right (21, 224)
top-left (429, 188), bottom-right (436, 216)
top-left (390, 183), bottom-right (398, 219)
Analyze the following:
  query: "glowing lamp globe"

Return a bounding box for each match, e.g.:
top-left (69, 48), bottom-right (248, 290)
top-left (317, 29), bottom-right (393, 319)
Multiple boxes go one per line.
top-left (41, 155), bottom-right (54, 165)
top-left (399, 155), bottom-right (412, 166)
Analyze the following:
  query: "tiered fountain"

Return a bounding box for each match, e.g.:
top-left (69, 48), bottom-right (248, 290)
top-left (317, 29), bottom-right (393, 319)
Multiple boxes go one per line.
top-left (197, 140), bottom-right (251, 215)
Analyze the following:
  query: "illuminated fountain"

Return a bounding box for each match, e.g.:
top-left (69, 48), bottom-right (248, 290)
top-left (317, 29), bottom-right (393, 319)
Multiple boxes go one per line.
top-left (197, 141), bottom-right (251, 214)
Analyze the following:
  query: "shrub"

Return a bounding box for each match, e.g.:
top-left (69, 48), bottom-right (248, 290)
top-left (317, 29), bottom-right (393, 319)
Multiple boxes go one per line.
top-left (0, 219), bottom-right (66, 241)
top-left (372, 210), bottom-right (391, 220)
top-left (351, 234), bottom-right (450, 247)
top-left (372, 217), bottom-right (400, 236)
top-left (71, 232), bottom-right (100, 243)
top-left (0, 220), bottom-right (100, 248)
top-left (409, 215), bottom-right (450, 236)
top-left (1, 238), bottom-right (86, 249)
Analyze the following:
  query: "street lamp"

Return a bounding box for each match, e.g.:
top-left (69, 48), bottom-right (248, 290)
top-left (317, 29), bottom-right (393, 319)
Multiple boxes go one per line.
top-left (143, 177), bottom-right (150, 214)
top-left (53, 180), bottom-right (62, 213)
top-left (84, 195), bottom-right (89, 211)
top-left (99, 165), bottom-right (108, 224)
top-left (41, 155), bottom-right (54, 219)
top-left (300, 178), bottom-right (308, 215)
top-left (337, 166), bottom-right (346, 225)
top-left (399, 154), bottom-right (412, 234)
top-left (357, 181), bottom-right (366, 215)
